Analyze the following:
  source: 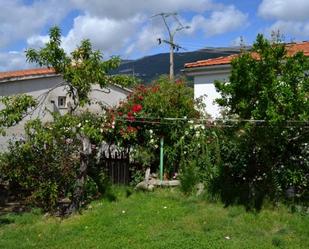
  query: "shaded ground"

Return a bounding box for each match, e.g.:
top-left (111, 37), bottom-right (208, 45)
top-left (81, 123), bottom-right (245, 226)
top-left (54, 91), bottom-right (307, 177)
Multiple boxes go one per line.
top-left (0, 188), bottom-right (308, 249)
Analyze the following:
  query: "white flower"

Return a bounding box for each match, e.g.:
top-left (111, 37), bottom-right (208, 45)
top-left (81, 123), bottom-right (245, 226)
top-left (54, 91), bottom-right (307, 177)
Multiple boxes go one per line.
top-left (122, 210), bottom-right (126, 214)
top-left (149, 129), bottom-right (153, 134)
top-left (185, 131), bottom-right (189, 135)
top-left (188, 120), bottom-right (194, 124)
top-left (150, 139), bottom-right (155, 144)
top-left (77, 123), bottom-right (82, 128)
top-left (183, 116), bottom-right (187, 120)
top-left (225, 236), bottom-right (231, 240)
top-left (100, 128), bottom-right (103, 133)
top-left (154, 144), bottom-right (159, 149)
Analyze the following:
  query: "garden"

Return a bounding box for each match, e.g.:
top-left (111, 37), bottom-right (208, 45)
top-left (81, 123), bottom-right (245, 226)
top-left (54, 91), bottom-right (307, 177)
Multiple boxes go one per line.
top-left (0, 28), bottom-right (308, 248)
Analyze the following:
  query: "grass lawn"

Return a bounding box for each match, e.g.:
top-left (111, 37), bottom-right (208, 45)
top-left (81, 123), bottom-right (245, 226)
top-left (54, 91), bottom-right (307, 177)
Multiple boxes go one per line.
top-left (0, 188), bottom-right (308, 249)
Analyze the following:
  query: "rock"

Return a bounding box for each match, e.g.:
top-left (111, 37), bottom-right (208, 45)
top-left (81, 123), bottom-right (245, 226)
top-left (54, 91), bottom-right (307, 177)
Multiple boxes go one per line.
top-left (135, 181), bottom-right (149, 191)
top-left (147, 184), bottom-right (155, 191)
top-left (196, 183), bottom-right (205, 196)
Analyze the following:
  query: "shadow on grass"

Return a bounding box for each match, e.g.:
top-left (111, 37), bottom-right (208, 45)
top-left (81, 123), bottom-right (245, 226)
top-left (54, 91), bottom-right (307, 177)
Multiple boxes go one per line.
top-left (0, 217), bottom-right (14, 226)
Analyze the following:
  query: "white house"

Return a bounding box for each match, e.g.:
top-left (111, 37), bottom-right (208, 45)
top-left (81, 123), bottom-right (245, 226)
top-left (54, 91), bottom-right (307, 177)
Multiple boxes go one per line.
top-left (184, 41), bottom-right (309, 117)
top-left (0, 68), bottom-right (131, 149)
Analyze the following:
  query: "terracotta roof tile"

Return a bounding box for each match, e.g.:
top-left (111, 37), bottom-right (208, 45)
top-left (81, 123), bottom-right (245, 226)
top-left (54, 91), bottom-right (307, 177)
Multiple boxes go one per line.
top-left (0, 68), bottom-right (56, 81)
top-left (185, 41), bottom-right (309, 68)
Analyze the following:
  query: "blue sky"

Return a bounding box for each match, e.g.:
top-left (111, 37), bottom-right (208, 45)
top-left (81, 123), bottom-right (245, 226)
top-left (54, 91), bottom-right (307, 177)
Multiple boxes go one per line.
top-left (0, 0), bottom-right (308, 71)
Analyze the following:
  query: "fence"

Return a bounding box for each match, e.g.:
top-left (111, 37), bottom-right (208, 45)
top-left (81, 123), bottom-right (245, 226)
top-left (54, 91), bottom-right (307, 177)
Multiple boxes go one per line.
top-left (100, 151), bottom-right (131, 185)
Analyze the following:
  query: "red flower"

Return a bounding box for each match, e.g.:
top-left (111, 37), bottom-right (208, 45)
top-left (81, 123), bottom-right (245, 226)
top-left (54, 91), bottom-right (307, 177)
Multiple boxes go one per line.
top-left (132, 104), bottom-right (142, 113)
top-left (127, 126), bottom-right (137, 133)
top-left (127, 112), bottom-right (135, 122)
top-left (151, 86), bottom-right (160, 93)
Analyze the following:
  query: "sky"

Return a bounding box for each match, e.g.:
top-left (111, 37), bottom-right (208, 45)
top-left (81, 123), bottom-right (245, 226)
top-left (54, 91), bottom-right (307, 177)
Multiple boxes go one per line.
top-left (0, 0), bottom-right (308, 71)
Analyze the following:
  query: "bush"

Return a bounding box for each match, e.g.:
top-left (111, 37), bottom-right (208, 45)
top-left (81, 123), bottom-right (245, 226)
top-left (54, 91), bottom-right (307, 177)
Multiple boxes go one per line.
top-left (214, 34), bottom-right (309, 209)
top-left (102, 76), bottom-right (202, 176)
top-left (0, 113), bottom-right (109, 212)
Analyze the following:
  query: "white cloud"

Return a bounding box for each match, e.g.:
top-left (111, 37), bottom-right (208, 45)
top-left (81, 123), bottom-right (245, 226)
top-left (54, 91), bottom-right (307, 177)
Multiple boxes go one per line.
top-left (71, 0), bottom-right (218, 20)
top-left (0, 51), bottom-right (30, 72)
top-left (27, 35), bottom-right (50, 49)
top-left (0, 0), bottom-right (70, 47)
top-left (258, 0), bottom-right (309, 39)
top-left (266, 21), bottom-right (309, 38)
top-left (187, 6), bottom-right (248, 36)
top-left (258, 0), bottom-right (309, 21)
top-left (125, 23), bottom-right (165, 55)
top-left (60, 15), bottom-right (140, 56)
top-left (0, 1), bottom-right (249, 71)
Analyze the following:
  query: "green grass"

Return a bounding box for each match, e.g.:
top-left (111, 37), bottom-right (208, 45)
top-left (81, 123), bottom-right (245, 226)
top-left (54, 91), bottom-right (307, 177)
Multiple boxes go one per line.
top-left (0, 188), bottom-right (308, 249)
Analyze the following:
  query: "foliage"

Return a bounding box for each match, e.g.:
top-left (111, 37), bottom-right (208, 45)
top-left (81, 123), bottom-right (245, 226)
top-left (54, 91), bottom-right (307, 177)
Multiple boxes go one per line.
top-left (102, 76), bottom-right (201, 175)
top-left (0, 26), bottom-right (141, 214)
top-left (0, 94), bottom-right (36, 135)
top-left (0, 113), bottom-right (106, 211)
top-left (214, 34), bottom-right (309, 208)
top-left (179, 122), bottom-right (221, 194)
top-left (26, 26), bottom-right (137, 108)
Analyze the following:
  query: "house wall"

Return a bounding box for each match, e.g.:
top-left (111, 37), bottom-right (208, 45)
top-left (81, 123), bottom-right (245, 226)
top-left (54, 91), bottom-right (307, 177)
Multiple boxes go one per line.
top-left (0, 75), bottom-right (130, 150)
top-left (193, 70), bottom-right (229, 117)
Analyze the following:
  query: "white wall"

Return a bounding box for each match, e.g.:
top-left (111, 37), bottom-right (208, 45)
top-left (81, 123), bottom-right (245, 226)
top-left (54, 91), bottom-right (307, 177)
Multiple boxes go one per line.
top-left (194, 71), bottom-right (229, 118)
top-left (0, 75), bottom-right (130, 150)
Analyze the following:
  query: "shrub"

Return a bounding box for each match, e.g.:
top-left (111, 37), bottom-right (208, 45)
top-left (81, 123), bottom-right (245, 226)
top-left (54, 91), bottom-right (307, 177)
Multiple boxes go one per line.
top-left (0, 113), bottom-right (108, 212)
top-left (215, 34), bottom-right (309, 208)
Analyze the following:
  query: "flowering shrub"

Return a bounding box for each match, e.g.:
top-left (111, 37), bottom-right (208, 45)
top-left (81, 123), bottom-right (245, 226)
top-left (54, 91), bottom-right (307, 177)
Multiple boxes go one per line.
top-left (178, 121), bottom-right (221, 194)
top-left (102, 76), bottom-right (201, 175)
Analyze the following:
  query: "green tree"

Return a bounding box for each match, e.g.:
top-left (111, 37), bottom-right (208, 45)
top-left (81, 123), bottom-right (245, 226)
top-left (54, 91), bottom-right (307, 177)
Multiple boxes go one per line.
top-left (0, 95), bottom-right (36, 135)
top-left (214, 34), bottom-right (309, 209)
top-left (26, 26), bottom-right (136, 108)
top-left (0, 26), bottom-right (136, 213)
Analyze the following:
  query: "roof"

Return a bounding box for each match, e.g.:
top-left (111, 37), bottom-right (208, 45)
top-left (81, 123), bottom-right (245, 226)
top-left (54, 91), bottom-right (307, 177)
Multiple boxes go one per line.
top-left (185, 41), bottom-right (309, 69)
top-left (0, 68), bottom-right (56, 81)
top-left (0, 67), bottom-right (133, 93)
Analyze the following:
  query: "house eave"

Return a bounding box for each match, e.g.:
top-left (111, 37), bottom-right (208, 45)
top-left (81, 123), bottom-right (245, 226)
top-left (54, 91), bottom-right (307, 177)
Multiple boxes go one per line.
top-left (183, 64), bottom-right (231, 76)
top-left (0, 73), bottom-right (60, 84)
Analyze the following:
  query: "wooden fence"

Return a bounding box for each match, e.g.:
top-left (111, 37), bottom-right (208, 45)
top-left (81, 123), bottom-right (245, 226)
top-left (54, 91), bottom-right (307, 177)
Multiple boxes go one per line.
top-left (100, 151), bottom-right (131, 185)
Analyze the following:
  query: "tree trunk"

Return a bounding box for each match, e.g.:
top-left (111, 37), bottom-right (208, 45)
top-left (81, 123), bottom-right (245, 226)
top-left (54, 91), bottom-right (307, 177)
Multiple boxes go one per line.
top-left (67, 135), bottom-right (92, 214)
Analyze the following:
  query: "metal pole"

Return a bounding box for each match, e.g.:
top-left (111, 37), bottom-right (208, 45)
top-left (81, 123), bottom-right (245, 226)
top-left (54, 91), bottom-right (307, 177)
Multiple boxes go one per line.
top-left (160, 137), bottom-right (164, 184)
top-left (169, 36), bottom-right (174, 81)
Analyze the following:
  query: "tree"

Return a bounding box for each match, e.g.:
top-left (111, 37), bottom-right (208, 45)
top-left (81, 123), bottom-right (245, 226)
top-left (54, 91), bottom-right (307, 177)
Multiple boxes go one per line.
top-left (214, 34), bottom-right (309, 208)
top-left (26, 26), bottom-right (136, 109)
top-left (0, 95), bottom-right (36, 135)
top-left (0, 26), bottom-right (137, 213)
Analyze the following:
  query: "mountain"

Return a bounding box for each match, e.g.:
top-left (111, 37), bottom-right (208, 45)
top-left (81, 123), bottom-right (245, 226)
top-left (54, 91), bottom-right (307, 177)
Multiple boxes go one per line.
top-left (114, 47), bottom-right (242, 84)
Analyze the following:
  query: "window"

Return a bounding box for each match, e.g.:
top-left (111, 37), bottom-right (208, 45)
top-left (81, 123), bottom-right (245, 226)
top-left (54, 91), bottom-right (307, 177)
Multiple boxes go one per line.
top-left (58, 96), bottom-right (67, 108)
